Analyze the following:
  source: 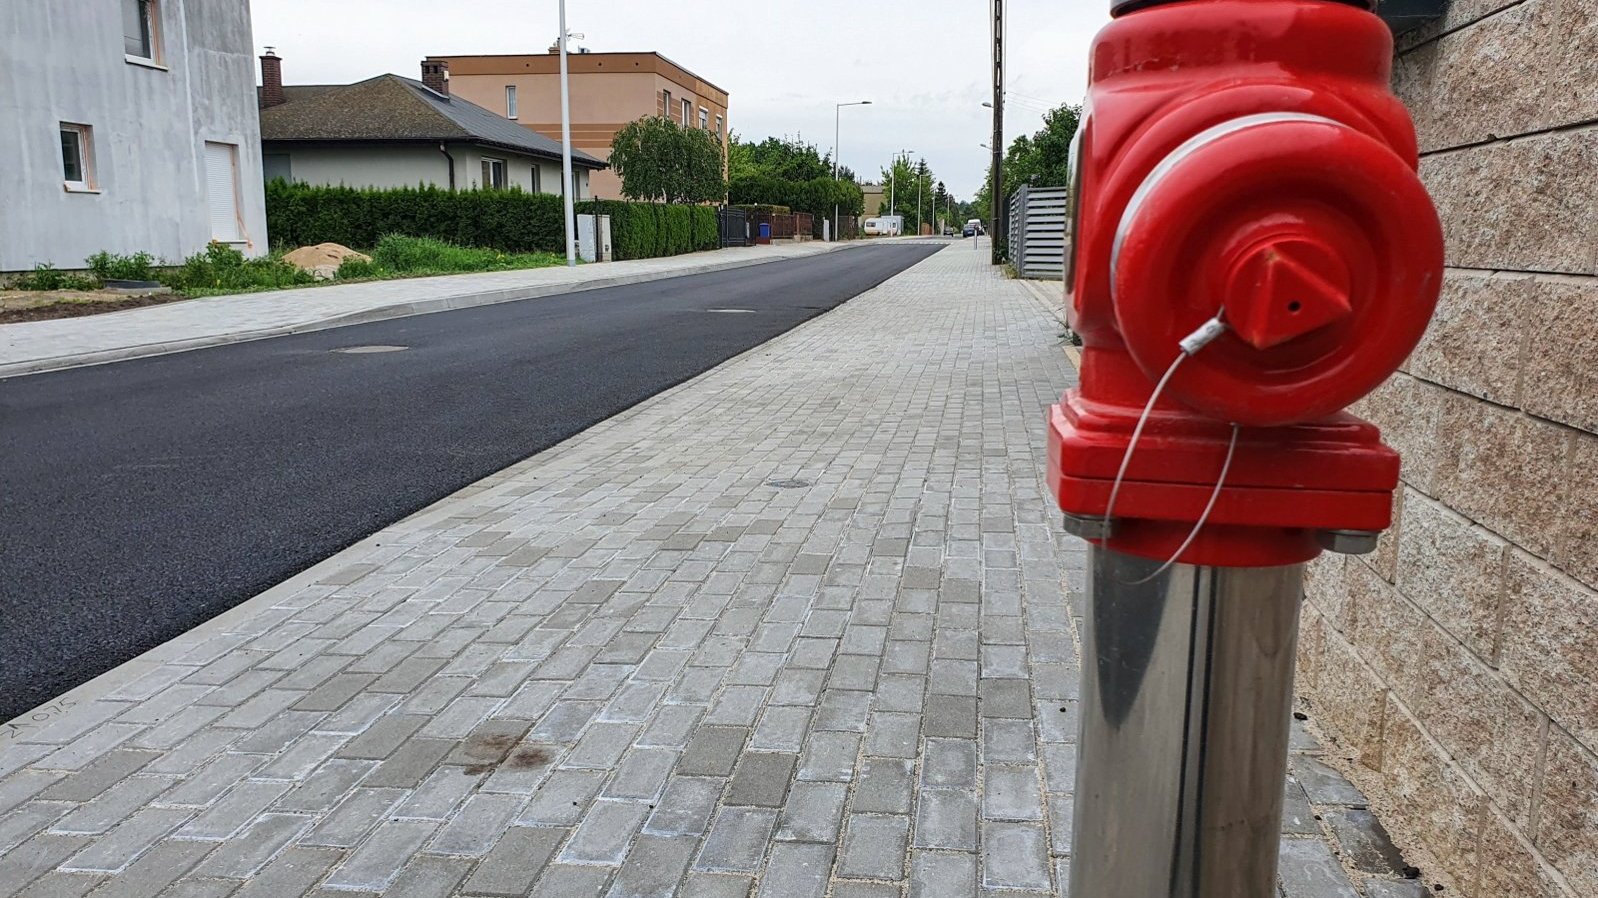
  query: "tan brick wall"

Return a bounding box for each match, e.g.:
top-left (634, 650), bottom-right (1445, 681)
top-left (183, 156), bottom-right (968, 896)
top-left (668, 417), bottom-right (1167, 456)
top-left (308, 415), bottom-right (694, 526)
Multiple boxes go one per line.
top-left (1297, 3), bottom-right (1598, 896)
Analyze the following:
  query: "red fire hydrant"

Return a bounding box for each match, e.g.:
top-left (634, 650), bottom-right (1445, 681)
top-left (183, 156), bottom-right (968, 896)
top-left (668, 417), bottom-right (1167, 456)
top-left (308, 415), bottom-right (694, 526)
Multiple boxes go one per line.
top-left (1052, 1), bottom-right (1443, 895)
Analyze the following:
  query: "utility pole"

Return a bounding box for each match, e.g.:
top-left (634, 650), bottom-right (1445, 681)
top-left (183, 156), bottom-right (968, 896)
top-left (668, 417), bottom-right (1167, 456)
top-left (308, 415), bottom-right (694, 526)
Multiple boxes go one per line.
top-left (915, 161), bottom-right (924, 237)
top-left (990, 0), bottom-right (1005, 264)
top-left (558, 0), bottom-right (576, 267)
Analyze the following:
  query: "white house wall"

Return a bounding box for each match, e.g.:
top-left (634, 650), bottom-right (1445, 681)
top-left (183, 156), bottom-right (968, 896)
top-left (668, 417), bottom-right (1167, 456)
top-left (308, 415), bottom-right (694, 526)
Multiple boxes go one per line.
top-left (273, 144), bottom-right (591, 199)
top-left (0, 0), bottom-right (268, 271)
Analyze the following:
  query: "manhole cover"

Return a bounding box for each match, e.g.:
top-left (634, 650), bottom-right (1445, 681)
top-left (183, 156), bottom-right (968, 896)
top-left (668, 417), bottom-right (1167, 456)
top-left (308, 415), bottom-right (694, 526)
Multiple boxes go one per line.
top-left (705, 308), bottom-right (757, 314)
top-left (332, 345), bottom-right (409, 354)
top-left (766, 479), bottom-right (811, 489)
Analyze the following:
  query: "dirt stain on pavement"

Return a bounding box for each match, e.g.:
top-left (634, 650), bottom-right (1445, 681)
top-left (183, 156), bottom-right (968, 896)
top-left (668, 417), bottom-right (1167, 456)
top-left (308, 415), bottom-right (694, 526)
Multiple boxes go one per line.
top-left (458, 732), bottom-right (552, 775)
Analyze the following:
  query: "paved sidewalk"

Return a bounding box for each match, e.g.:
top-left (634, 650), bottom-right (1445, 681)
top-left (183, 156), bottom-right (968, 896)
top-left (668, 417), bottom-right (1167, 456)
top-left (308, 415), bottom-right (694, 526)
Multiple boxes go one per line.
top-left (0, 246), bottom-right (1423, 897)
top-left (0, 240), bottom-right (856, 379)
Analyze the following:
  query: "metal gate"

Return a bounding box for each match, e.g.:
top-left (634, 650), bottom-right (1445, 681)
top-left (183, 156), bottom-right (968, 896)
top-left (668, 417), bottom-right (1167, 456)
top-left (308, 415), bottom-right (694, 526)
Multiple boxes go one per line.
top-left (718, 208), bottom-right (750, 247)
top-left (1007, 186), bottom-right (1070, 280)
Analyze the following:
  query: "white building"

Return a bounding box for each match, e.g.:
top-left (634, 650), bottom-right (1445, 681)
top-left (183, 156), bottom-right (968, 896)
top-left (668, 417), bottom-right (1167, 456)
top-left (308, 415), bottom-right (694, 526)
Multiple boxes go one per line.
top-left (257, 56), bottom-right (606, 195)
top-left (0, 1), bottom-right (269, 272)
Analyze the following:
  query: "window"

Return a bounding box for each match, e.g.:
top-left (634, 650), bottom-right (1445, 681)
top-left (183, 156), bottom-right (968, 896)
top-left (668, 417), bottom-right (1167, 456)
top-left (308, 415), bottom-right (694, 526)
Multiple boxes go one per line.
top-left (662, 89), bottom-right (672, 119)
top-left (204, 141), bottom-right (243, 242)
top-left (531, 165), bottom-right (541, 194)
top-left (715, 114), bottom-right (723, 137)
top-left (263, 153), bottom-right (293, 183)
top-left (482, 157), bottom-right (507, 190)
top-left (505, 85), bottom-right (518, 119)
top-left (123, 0), bottom-right (161, 63)
top-left (60, 123), bottom-right (96, 191)
top-left (681, 98), bottom-right (691, 127)
top-left (699, 108), bottom-right (708, 130)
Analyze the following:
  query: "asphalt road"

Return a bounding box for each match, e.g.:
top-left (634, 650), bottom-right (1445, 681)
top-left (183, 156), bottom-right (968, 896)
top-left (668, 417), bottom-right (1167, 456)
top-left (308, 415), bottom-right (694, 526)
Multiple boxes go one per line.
top-left (0, 242), bottom-right (942, 722)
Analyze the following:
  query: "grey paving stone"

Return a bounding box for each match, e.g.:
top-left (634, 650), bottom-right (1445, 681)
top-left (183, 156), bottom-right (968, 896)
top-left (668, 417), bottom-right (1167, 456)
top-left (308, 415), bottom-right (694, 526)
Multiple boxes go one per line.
top-left (1277, 838), bottom-right (1362, 898)
top-left (774, 780), bottom-right (848, 843)
top-left (191, 813), bottom-right (312, 878)
top-left (362, 737), bottom-right (453, 789)
top-left (335, 714), bottom-right (427, 760)
top-left (1291, 756), bottom-right (1368, 807)
top-left (643, 776), bottom-right (723, 837)
top-left (324, 819), bottom-right (437, 890)
top-left (1322, 807), bottom-right (1410, 877)
top-left (300, 787), bottom-right (405, 848)
top-left (910, 850), bottom-right (978, 898)
top-left (977, 680), bottom-right (1032, 719)
top-left (680, 874), bottom-right (752, 898)
top-left (1048, 794), bottom-right (1074, 855)
top-left (1, 802), bottom-right (70, 855)
top-left (980, 823), bottom-right (1050, 891)
top-left (1363, 880), bottom-right (1428, 898)
top-left (0, 833), bottom-right (91, 898)
top-left (292, 673), bottom-right (376, 712)
top-left (725, 752), bottom-right (797, 807)
top-left (851, 758), bottom-right (914, 815)
top-left (175, 780), bottom-right (291, 841)
top-left (838, 814), bottom-right (910, 881)
top-left (529, 864), bottom-right (613, 898)
top-left (1281, 775), bottom-right (1320, 836)
top-left (430, 793), bottom-right (526, 856)
top-left (51, 775), bottom-right (176, 835)
top-left (15, 872), bottom-right (103, 898)
top-left (676, 726), bottom-right (748, 777)
top-left (694, 807), bottom-right (777, 874)
top-left (38, 750), bottom-right (160, 803)
top-left (517, 770), bottom-right (606, 826)
top-left (605, 834), bottom-right (698, 898)
top-left (560, 800), bottom-right (651, 865)
top-left (604, 748), bottom-right (677, 800)
top-left (814, 691), bottom-right (872, 732)
top-left (60, 807), bottom-right (193, 874)
top-left (79, 837), bottom-right (214, 897)
top-left (230, 846), bottom-right (343, 898)
top-left (922, 695), bottom-right (977, 738)
top-left (982, 720), bottom-right (1037, 765)
top-left (750, 707), bottom-right (811, 753)
top-left (915, 789), bottom-right (978, 851)
top-left (756, 842), bottom-right (834, 898)
top-left (867, 712), bottom-right (922, 759)
top-left (461, 825), bottom-right (565, 896)
top-left (385, 854), bottom-right (474, 898)
top-left (982, 766), bottom-right (1044, 822)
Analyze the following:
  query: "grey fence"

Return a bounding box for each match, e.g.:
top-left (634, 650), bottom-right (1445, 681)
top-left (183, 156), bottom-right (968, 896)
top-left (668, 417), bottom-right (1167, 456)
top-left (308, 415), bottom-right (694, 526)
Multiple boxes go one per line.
top-left (1007, 186), bottom-right (1070, 280)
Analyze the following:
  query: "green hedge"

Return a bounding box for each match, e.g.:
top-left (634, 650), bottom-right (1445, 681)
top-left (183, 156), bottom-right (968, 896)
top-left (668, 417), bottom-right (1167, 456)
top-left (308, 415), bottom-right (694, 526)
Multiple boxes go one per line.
top-left (265, 181), bottom-right (716, 261)
top-left (576, 200), bottom-right (718, 261)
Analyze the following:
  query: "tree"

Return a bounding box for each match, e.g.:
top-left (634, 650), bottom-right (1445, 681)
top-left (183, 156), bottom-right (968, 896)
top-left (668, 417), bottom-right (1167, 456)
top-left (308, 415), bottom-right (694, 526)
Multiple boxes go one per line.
top-left (878, 157), bottom-right (937, 235)
top-left (730, 135), bottom-right (834, 182)
top-left (975, 101), bottom-right (1083, 214)
top-left (609, 117), bottom-right (726, 204)
top-left (725, 134), bottom-right (864, 234)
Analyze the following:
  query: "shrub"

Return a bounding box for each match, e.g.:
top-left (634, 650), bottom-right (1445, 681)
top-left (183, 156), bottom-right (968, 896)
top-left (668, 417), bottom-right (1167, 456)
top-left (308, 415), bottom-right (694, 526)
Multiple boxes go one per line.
top-left (12, 263), bottom-right (99, 292)
top-left (86, 251), bottom-right (157, 282)
top-left (162, 242), bottom-right (316, 293)
top-left (266, 181), bottom-right (716, 262)
top-left (368, 235), bottom-right (561, 274)
top-left (335, 257), bottom-right (382, 280)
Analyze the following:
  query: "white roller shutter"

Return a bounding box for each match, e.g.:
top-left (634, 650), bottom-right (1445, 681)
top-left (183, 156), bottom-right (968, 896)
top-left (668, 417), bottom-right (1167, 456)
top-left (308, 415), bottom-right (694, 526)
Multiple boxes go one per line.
top-left (205, 141), bottom-right (241, 242)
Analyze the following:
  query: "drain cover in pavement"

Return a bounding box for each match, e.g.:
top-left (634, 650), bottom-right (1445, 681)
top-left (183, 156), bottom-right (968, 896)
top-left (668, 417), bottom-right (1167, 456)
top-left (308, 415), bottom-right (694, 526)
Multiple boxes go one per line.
top-left (332, 345), bottom-right (409, 354)
top-left (766, 479), bottom-right (811, 489)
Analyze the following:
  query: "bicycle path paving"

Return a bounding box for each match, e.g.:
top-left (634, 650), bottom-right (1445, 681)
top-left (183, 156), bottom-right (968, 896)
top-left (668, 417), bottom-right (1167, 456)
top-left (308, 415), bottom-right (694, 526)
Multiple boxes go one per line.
top-left (0, 240), bottom-right (858, 378)
top-left (0, 246), bottom-right (1425, 897)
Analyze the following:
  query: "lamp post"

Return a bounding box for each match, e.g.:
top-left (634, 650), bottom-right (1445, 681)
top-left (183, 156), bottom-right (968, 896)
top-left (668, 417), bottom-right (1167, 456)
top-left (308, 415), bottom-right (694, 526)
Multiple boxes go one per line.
top-left (557, 0), bottom-right (578, 267)
top-left (833, 100), bottom-right (871, 242)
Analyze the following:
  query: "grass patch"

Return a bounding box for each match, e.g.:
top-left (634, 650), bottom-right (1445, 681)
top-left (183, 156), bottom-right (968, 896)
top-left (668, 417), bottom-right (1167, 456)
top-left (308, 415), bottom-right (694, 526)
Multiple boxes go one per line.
top-left (360, 235), bottom-right (566, 276)
top-left (11, 264), bottom-right (99, 292)
top-left (163, 243), bottom-right (317, 295)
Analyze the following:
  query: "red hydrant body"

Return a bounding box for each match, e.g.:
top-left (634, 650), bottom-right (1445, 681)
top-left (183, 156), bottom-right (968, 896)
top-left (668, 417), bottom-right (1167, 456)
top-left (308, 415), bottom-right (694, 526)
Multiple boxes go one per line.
top-left (1049, 0), bottom-right (1444, 568)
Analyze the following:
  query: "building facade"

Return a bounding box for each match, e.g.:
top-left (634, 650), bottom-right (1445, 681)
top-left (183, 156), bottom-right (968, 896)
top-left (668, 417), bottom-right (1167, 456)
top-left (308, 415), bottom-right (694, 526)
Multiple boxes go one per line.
top-left (0, 0), bottom-right (268, 271)
top-left (1298, 4), bottom-right (1598, 897)
top-left (432, 51), bottom-right (728, 200)
top-left (257, 56), bottom-right (603, 197)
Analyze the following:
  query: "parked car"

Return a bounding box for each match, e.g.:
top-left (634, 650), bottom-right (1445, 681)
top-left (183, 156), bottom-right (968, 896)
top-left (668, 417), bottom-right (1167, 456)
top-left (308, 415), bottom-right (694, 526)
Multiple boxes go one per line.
top-left (963, 219), bottom-right (986, 237)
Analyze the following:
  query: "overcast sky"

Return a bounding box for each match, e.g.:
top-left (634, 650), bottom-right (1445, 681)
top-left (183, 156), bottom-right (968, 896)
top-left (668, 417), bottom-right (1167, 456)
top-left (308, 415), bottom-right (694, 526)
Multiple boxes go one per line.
top-left (249, 1), bottom-right (1110, 198)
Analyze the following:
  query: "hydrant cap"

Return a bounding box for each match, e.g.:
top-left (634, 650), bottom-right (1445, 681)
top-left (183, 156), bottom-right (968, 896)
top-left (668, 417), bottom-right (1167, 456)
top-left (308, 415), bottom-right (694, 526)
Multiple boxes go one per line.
top-left (1111, 0), bottom-right (1378, 14)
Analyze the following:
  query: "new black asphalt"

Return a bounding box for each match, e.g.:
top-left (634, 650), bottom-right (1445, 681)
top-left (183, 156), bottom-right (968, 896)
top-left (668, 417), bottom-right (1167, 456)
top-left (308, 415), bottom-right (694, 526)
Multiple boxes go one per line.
top-left (0, 243), bottom-right (942, 722)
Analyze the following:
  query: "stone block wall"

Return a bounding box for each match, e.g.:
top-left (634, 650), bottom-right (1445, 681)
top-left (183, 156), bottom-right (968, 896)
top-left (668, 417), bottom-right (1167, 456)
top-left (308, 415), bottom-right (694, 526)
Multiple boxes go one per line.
top-left (1296, 3), bottom-right (1598, 896)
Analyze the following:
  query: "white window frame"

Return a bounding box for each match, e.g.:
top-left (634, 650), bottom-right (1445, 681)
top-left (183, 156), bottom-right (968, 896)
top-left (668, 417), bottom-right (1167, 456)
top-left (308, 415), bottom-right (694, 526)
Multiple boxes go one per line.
top-left (681, 98), bottom-right (691, 127)
top-left (699, 107), bottom-right (709, 130)
top-left (60, 123), bottom-right (97, 193)
top-left (505, 85), bottom-right (518, 119)
top-left (482, 156), bottom-right (507, 190)
top-left (531, 164), bottom-right (542, 194)
top-left (123, 0), bottom-right (165, 67)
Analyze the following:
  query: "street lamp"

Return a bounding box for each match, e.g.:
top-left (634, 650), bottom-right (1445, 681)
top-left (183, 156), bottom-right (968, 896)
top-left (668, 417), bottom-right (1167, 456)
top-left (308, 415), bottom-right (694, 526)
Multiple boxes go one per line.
top-left (556, 2), bottom-right (582, 267)
top-left (833, 100), bottom-right (871, 242)
top-left (889, 148), bottom-right (914, 236)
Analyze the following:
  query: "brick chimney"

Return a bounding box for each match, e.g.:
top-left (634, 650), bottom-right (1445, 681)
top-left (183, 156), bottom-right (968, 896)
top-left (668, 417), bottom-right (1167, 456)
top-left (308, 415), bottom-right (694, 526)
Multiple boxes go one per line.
top-left (260, 48), bottom-right (284, 108)
top-left (421, 59), bottom-right (449, 96)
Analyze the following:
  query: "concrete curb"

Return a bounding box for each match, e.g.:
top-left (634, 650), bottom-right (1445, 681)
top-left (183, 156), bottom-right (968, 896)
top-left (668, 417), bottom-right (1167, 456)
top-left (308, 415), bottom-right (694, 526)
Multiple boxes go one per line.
top-left (0, 242), bottom-right (864, 380)
top-left (0, 241), bottom-right (950, 742)
top-left (1019, 277), bottom-right (1082, 370)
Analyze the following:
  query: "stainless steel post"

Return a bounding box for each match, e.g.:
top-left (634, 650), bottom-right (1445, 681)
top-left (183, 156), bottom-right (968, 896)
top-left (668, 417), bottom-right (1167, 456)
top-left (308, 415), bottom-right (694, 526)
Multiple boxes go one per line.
top-left (1069, 546), bottom-right (1303, 898)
